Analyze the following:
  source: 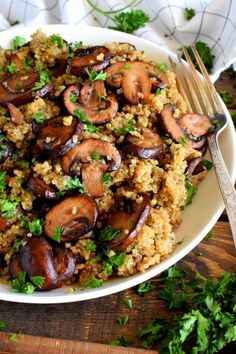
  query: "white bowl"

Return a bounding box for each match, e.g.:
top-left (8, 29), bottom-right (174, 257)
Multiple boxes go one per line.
top-left (0, 25), bottom-right (236, 304)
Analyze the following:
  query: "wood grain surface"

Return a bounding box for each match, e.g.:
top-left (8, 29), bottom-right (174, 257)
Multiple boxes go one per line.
top-left (0, 70), bottom-right (235, 353)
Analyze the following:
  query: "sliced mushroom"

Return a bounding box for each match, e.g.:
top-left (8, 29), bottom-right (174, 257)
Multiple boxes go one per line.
top-left (9, 237), bottom-right (76, 291)
top-left (28, 174), bottom-right (57, 199)
top-left (159, 104), bottom-right (206, 150)
top-left (69, 46), bottom-right (113, 75)
top-left (186, 157), bottom-right (206, 178)
top-left (7, 103), bottom-right (24, 125)
top-left (63, 83), bottom-right (118, 125)
top-left (34, 116), bottom-right (83, 158)
top-left (123, 128), bottom-right (163, 159)
top-left (0, 72), bottom-right (52, 107)
top-left (44, 195), bottom-right (99, 242)
top-left (0, 135), bottom-right (15, 163)
top-left (62, 138), bottom-right (121, 198)
top-left (179, 113), bottom-right (213, 138)
top-left (105, 61), bottom-right (169, 104)
top-left (99, 195), bottom-right (151, 250)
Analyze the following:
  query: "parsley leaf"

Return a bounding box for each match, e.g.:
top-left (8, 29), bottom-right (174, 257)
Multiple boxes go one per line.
top-left (33, 112), bottom-right (45, 124)
top-left (103, 252), bottom-right (125, 275)
top-left (102, 173), bottom-right (112, 185)
top-left (11, 271), bottom-right (35, 294)
top-left (52, 226), bottom-right (61, 242)
top-left (185, 181), bottom-right (196, 206)
top-left (137, 281), bottom-right (155, 296)
top-left (202, 159), bottom-right (213, 170)
top-left (117, 315), bottom-right (129, 327)
top-left (7, 61), bottom-right (19, 74)
top-left (90, 151), bottom-right (100, 160)
top-left (0, 171), bottom-right (7, 195)
top-left (85, 68), bottom-right (106, 81)
top-left (109, 9), bottom-right (149, 34)
top-left (50, 34), bottom-right (64, 48)
top-left (182, 41), bottom-right (215, 73)
top-left (32, 70), bottom-right (50, 91)
top-left (184, 8), bottom-right (196, 21)
top-left (82, 277), bottom-right (103, 289)
top-left (219, 90), bottom-right (234, 104)
top-left (30, 275), bottom-right (45, 289)
top-left (73, 109), bottom-right (97, 133)
top-left (114, 119), bottom-right (135, 134)
top-left (0, 198), bottom-right (19, 219)
top-left (86, 240), bottom-right (97, 252)
top-left (70, 94), bottom-right (78, 103)
top-left (122, 298), bottom-right (133, 310)
top-left (157, 63), bottom-right (168, 72)
top-left (13, 239), bottom-right (25, 253)
top-left (109, 335), bottom-right (132, 347)
top-left (0, 319), bottom-right (7, 329)
top-left (13, 36), bottom-right (27, 49)
top-left (65, 176), bottom-right (84, 193)
top-left (28, 219), bottom-right (44, 235)
top-left (99, 225), bottom-right (121, 242)
top-left (73, 41), bottom-right (83, 49)
top-left (179, 136), bottom-right (187, 146)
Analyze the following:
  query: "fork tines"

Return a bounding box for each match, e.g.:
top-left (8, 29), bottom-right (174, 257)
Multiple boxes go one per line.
top-left (169, 46), bottom-right (222, 117)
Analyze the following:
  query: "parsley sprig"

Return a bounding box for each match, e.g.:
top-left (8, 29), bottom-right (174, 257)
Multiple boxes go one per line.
top-left (11, 271), bottom-right (45, 294)
top-left (73, 109), bottom-right (97, 133)
top-left (182, 41), bottom-right (215, 73)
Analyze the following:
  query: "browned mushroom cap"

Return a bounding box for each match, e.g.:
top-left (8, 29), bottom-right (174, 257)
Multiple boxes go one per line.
top-left (0, 135), bottom-right (14, 163)
top-left (186, 157), bottom-right (206, 178)
top-left (123, 128), bottom-right (163, 159)
top-left (159, 104), bottom-right (206, 150)
top-left (44, 195), bottom-right (99, 242)
top-left (7, 103), bottom-right (24, 125)
top-left (28, 174), bottom-right (57, 199)
top-left (9, 237), bottom-right (76, 291)
top-left (62, 139), bottom-right (121, 198)
top-left (69, 46), bottom-right (113, 75)
top-left (100, 195), bottom-right (151, 251)
top-left (63, 84), bottom-right (118, 125)
top-left (179, 113), bottom-right (213, 138)
top-left (0, 72), bottom-right (52, 107)
top-left (105, 61), bottom-right (169, 104)
top-left (34, 116), bottom-right (83, 158)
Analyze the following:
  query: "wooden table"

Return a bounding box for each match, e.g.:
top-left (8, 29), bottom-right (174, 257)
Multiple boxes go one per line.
top-left (0, 70), bottom-right (235, 354)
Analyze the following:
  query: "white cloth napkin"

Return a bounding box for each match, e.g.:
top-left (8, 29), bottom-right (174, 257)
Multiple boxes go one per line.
top-left (0, 0), bottom-right (235, 81)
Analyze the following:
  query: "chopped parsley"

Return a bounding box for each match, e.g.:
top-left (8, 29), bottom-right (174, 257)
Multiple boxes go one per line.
top-left (32, 70), bottom-right (50, 91)
top-left (137, 281), bottom-right (155, 296)
top-left (65, 176), bottom-right (84, 193)
top-left (98, 92), bottom-right (106, 100)
top-left (33, 112), bottom-right (45, 124)
top-left (86, 240), bottom-right (97, 252)
top-left (82, 277), bottom-right (103, 289)
top-left (155, 88), bottom-right (162, 95)
top-left (123, 63), bottom-right (131, 70)
top-left (184, 8), bottom-right (196, 21)
top-left (13, 239), bottom-right (25, 253)
top-left (179, 136), bottom-right (187, 146)
top-left (70, 94), bottom-right (78, 103)
top-left (9, 333), bottom-right (18, 342)
top-left (117, 315), bottom-right (129, 327)
top-left (0, 198), bottom-right (19, 219)
top-left (52, 226), bottom-right (62, 242)
top-left (157, 63), bottom-right (168, 72)
top-left (7, 61), bottom-right (19, 74)
top-left (183, 41), bottom-right (215, 73)
top-left (73, 40), bottom-right (83, 49)
top-left (85, 68), bottom-right (106, 81)
top-left (109, 335), bottom-right (132, 347)
top-left (219, 90), bottom-right (234, 104)
top-left (202, 159), bottom-right (214, 170)
top-left (185, 181), bottom-right (196, 206)
top-left (0, 171), bottom-right (7, 195)
top-left (102, 173), bottom-right (112, 185)
top-left (91, 151), bottom-right (100, 160)
top-left (122, 298), bottom-right (133, 310)
top-left (0, 319), bottom-right (7, 329)
top-left (15, 160), bottom-right (30, 169)
top-left (103, 252), bottom-right (125, 275)
top-left (11, 271), bottom-right (45, 294)
top-left (23, 57), bottom-right (34, 71)
top-left (28, 219), bottom-right (44, 235)
top-left (99, 225), bottom-right (121, 242)
top-left (109, 9), bottom-right (149, 34)
top-left (73, 109), bottom-right (97, 133)
top-left (50, 34), bottom-right (64, 48)
top-left (114, 119), bottom-right (135, 134)
top-left (205, 230), bottom-right (213, 240)
top-left (12, 35), bottom-right (27, 49)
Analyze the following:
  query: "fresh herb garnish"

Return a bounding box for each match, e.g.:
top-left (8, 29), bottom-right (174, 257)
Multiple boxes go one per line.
top-left (123, 63), bottom-right (131, 70)
top-left (0, 319), bottom-right (7, 329)
top-left (28, 219), bottom-right (44, 235)
top-left (109, 9), bottom-right (149, 34)
top-left (185, 181), bottom-right (196, 206)
top-left (99, 225), bottom-right (121, 242)
top-left (50, 34), bottom-right (64, 48)
top-left (103, 252), bottom-right (125, 275)
top-left (7, 61), bottom-right (19, 74)
top-left (11, 271), bottom-right (45, 294)
top-left (205, 230), bottom-right (213, 240)
top-left (0, 198), bottom-right (19, 219)
top-left (102, 173), bottom-right (112, 185)
top-left (70, 94), bottom-right (78, 103)
top-left (139, 318), bottom-right (168, 349)
top-left (82, 277), bottom-right (103, 289)
top-left (219, 90), bottom-right (234, 104)
top-left (73, 109), bottom-right (97, 133)
top-left (13, 239), bottom-right (25, 253)
top-left (91, 151), bottom-right (100, 160)
top-left (157, 63), bottom-right (168, 72)
top-left (85, 68), bottom-right (106, 81)
top-left (114, 119), bottom-right (135, 134)
top-left (65, 176), bottom-right (84, 193)
top-left (122, 298), bottom-right (133, 310)
top-left (179, 136), bottom-right (187, 146)
top-left (33, 112), bottom-right (45, 124)
top-left (30, 275), bottom-right (45, 289)
top-left (52, 226), bottom-right (61, 242)
top-left (86, 240), bottom-right (97, 252)
top-left (155, 88), bottom-right (162, 95)
top-left (184, 8), bottom-right (196, 21)
top-left (15, 160), bottom-right (30, 169)
top-left (98, 92), bottom-right (106, 100)
top-left (23, 57), bottom-right (34, 71)
top-left (137, 281), bottom-right (155, 296)
top-left (202, 159), bottom-right (213, 170)
top-left (13, 36), bottom-right (27, 49)
top-left (9, 333), bottom-right (18, 342)
top-left (109, 335), bottom-right (132, 347)
top-left (73, 40), bottom-right (83, 49)
top-left (117, 315), bottom-right (129, 327)
top-left (183, 41), bottom-right (215, 73)
top-left (32, 70), bottom-right (50, 91)
top-left (0, 171), bottom-right (7, 195)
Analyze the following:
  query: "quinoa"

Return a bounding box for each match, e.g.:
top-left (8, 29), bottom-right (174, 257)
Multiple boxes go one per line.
top-left (0, 30), bottom-right (210, 292)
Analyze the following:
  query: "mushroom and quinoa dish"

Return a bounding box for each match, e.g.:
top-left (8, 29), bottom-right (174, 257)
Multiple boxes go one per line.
top-left (0, 30), bottom-right (213, 292)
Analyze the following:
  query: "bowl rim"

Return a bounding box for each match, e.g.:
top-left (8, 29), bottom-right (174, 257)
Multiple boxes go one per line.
top-left (0, 24), bottom-right (236, 304)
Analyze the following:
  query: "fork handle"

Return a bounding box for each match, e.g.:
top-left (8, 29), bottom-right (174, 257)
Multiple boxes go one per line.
top-left (207, 134), bottom-right (236, 247)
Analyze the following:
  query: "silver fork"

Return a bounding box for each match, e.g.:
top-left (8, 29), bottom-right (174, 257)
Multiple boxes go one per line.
top-left (169, 46), bottom-right (236, 247)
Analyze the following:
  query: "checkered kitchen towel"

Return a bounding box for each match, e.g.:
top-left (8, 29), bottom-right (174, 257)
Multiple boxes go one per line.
top-left (0, 0), bottom-right (235, 81)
